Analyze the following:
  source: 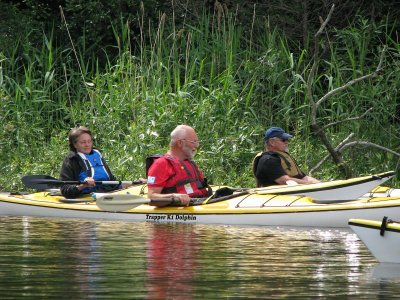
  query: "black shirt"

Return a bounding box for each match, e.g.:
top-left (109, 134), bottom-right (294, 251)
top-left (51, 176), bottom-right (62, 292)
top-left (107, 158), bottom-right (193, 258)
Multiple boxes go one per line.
top-left (255, 152), bottom-right (305, 187)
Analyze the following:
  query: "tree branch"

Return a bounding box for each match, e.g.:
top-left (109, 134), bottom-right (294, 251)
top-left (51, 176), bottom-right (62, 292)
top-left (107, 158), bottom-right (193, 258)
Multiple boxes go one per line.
top-left (338, 141), bottom-right (400, 157)
top-left (316, 46), bottom-right (386, 108)
top-left (310, 137), bottom-right (400, 175)
top-left (307, 4), bottom-right (335, 127)
top-left (321, 107), bottom-right (373, 131)
top-left (310, 133), bottom-right (354, 174)
top-left (314, 4), bottom-right (335, 37)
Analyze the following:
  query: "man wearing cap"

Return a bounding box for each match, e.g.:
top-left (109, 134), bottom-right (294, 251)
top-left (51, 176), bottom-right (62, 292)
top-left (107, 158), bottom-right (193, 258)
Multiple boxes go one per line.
top-left (252, 127), bottom-right (320, 187)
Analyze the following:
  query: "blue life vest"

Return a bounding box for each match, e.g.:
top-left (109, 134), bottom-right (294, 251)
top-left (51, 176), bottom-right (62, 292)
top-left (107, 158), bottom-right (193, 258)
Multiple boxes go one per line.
top-left (77, 149), bottom-right (111, 193)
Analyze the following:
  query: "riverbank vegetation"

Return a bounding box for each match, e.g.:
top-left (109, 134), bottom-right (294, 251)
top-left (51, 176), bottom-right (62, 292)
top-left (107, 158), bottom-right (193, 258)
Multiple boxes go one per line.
top-left (1, 1), bottom-right (400, 191)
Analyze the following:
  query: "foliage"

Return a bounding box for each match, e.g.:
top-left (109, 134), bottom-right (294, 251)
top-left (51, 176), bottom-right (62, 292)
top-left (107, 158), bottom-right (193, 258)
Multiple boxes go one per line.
top-left (0, 6), bottom-right (399, 192)
top-left (0, 3), bottom-right (42, 54)
top-left (3, 1), bottom-right (400, 64)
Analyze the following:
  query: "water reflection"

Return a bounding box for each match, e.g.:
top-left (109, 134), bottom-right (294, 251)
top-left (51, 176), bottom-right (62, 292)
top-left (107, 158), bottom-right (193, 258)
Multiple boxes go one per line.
top-left (19, 216), bottom-right (103, 297)
top-left (0, 217), bottom-right (399, 298)
top-left (145, 224), bottom-right (197, 299)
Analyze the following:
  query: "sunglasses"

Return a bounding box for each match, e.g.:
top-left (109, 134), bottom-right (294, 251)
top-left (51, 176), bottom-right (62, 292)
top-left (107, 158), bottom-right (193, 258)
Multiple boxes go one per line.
top-left (271, 137), bottom-right (289, 142)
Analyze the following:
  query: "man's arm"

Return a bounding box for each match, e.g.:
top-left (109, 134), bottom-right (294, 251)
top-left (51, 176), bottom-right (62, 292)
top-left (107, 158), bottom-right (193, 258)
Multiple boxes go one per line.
top-left (274, 174), bottom-right (320, 185)
top-left (147, 186), bottom-right (191, 207)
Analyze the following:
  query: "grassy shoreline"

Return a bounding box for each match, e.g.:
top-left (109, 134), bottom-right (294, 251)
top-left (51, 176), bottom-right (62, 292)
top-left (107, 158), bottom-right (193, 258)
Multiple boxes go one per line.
top-left (1, 11), bottom-right (399, 192)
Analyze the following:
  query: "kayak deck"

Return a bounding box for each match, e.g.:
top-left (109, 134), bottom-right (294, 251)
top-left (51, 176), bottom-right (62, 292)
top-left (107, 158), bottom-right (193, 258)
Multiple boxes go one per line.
top-left (349, 218), bottom-right (400, 232)
top-left (3, 189), bottom-right (400, 214)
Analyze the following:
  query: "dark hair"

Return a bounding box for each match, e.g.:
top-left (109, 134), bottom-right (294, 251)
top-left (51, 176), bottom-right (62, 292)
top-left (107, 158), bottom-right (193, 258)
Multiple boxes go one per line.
top-left (68, 126), bottom-right (93, 151)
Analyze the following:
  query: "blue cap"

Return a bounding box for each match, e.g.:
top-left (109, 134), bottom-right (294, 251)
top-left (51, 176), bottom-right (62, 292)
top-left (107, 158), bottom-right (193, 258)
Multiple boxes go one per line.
top-left (264, 127), bottom-right (293, 141)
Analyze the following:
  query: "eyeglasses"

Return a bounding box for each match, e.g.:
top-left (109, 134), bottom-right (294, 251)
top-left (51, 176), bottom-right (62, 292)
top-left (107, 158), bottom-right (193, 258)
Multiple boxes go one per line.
top-left (182, 139), bottom-right (200, 147)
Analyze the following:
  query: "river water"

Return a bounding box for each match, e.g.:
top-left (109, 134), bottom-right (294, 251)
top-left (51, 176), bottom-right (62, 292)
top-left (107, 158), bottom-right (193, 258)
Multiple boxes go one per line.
top-left (0, 216), bottom-right (399, 299)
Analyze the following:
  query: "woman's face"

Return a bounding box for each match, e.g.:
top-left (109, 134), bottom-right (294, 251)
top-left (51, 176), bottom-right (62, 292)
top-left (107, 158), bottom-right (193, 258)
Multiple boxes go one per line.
top-left (74, 133), bottom-right (93, 154)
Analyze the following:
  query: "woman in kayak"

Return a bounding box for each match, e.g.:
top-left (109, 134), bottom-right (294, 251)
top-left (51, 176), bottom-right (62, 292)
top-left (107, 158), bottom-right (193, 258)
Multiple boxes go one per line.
top-left (59, 126), bottom-right (124, 198)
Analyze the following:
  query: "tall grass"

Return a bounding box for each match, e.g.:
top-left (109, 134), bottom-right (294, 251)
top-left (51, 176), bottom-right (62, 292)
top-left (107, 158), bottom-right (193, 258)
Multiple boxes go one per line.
top-left (0, 9), bottom-right (399, 191)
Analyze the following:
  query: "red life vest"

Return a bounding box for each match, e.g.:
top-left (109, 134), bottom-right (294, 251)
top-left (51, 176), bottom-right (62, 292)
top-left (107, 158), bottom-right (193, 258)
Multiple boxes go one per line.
top-left (146, 155), bottom-right (210, 197)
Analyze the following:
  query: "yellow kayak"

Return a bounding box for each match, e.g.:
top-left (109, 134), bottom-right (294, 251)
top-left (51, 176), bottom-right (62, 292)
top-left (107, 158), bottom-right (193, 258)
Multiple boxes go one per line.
top-left (2, 183), bottom-right (400, 227)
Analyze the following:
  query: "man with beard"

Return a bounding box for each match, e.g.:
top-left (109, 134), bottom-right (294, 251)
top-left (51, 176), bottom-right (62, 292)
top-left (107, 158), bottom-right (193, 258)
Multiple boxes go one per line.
top-left (253, 127), bottom-right (320, 187)
top-left (146, 124), bottom-right (210, 206)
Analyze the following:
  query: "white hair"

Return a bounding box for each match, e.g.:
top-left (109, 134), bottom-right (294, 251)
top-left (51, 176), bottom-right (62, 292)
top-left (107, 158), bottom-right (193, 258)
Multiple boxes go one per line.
top-left (170, 125), bottom-right (191, 147)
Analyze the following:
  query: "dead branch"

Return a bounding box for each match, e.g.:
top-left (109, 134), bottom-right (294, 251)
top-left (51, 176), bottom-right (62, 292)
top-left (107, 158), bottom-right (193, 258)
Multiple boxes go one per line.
top-left (321, 107), bottom-right (373, 131)
top-left (306, 4), bottom-right (388, 178)
top-left (338, 141), bottom-right (400, 157)
top-left (310, 137), bottom-right (400, 175)
top-left (310, 133), bottom-right (354, 174)
top-left (316, 47), bottom-right (386, 108)
top-left (309, 45), bottom-right (386, 177)
top-left (314, 4), bottom-right (335, 37)
top-left (307, 4), bottom-right (335, 122)
top-left (306, 4), bottom-right (353, 177)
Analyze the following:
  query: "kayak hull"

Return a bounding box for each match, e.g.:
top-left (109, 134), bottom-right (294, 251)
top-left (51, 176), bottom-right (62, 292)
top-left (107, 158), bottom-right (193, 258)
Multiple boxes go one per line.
top-left (2, 191), bottom-right (400, 227)
top-left (349, 218), bottom-right (400, 263)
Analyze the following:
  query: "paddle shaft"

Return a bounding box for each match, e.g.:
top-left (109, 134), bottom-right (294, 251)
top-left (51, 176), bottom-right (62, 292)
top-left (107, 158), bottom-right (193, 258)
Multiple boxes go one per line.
top-left (22, 175), bottom-right (144, 189)
top-left (61, 197), bottom-right (182, 205)
top-left (57, 180), bottom-right (142, 185)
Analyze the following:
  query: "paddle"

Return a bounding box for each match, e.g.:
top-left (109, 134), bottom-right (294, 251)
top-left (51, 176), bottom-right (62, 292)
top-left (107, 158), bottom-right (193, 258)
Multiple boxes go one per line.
top-left (22, 175), bottom-right (144, 190)
top-left (93, 193), bottom-right (206, 212)
top-left (93, 193), bottom-right (151, 211)
top-left (57, 193), bottom-right (152, 208)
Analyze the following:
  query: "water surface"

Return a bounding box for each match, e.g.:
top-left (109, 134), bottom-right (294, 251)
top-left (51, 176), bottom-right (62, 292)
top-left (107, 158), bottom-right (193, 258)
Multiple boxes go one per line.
top-left (0, 216), bottom-right (399, 299)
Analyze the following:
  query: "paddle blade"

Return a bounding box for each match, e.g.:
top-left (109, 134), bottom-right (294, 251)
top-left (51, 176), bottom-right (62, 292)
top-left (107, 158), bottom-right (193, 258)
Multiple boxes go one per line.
top-left (94, 193), bottom-right (150, 212)
top-left (21, 175), bottom-right (63, 189)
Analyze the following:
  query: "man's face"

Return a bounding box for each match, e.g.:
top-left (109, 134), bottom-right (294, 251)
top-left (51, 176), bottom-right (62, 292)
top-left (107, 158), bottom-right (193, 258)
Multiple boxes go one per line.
top-left (269, 137), bottom-right (289, 152)
top-left (181, 135), bottom-right (199, 159)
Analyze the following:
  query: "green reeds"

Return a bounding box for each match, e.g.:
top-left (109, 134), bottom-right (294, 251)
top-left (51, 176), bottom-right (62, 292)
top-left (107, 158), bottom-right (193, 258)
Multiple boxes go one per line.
top-left (0, 8), bottom-right (399, 191)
